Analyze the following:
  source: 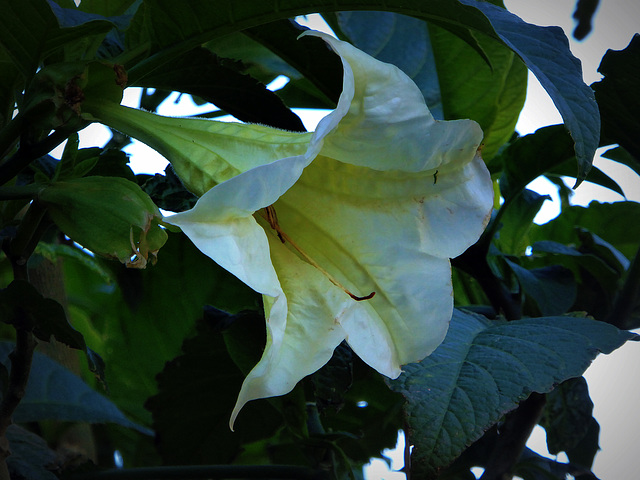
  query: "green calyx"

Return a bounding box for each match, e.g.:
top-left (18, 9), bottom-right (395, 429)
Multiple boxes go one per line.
top-left (39, 176), bottom-right (167, 268)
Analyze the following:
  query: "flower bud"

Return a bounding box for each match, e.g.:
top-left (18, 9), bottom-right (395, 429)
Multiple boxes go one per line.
top-left (39, 176), bottom-right (167, 268)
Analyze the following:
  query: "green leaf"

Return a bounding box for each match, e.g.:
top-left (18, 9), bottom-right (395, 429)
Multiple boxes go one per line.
top-left (0, 280), bottom-right (86, 350)
top-left (461, 0), bottom-right (600, 185)
top-left (496, 189), bottom-right (550, 256)
top-left (323, 362), bottom-right (404, 465)
top-left (63, 233), bottom-right (259, 424)
top-left (388, 309), bottom-right (635, 478)
top-left (0, 341), bottom-right (150, 433)
top-left (311, 342), bottom-right (353, 414)
top-left (136, 46), bottom-right (305, 131)
top-left (71, 0), bottom-right (137, 16)
top-left (141, 166), bottom-right (197, 213)
top-left (420, 16), bottom-right (526, 161)
top-left (0, 0), bottom-right (113, 78)
top-left (593, 34), bottom-right (640, 160)
top-left (514, 447), bottom-right (599, 480)
top-left (6, 425), bottom-right (58, 480)
top-left (498, 125), bottom-right (624, 200)
top-left (540, 377), bottom-right (597, 464)
top-left (499, 126), bottom-right (575, 200)
top-left (241, 19), bottom-right (343, 107)
top-left (565, 417), bottom-right (600, 470)
top-left (147, 312), bottom-right (282, 464)
top-left (504, 261), bottom-right (577, 316)
top-left (124, 0), bottom-right (502, 83)
top-left (0, 46), bottom-right (20, 128)
top-left (531, 239), bottom-right (622, 322)
top-left (601, 146), bottom-right (640, 180)
top-left (529, 202), bottom-right (640, 261)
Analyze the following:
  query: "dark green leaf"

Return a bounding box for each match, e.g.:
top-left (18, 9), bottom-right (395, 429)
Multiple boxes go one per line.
top-left (63, 233), bottom-right (259, 424)
top-left (499, 126), bottom-right (575, 200)
top-left (540, 377), bottom-right (595, 457)
top-left (6, 425), bottom-right (58, 480)
top-left (0, 0), bottom-right (113, 78)
top-left (593, 34), bottom-right (640, 160)
top-left (389, 309), bottom-right (634, 478)
top-left (137, 46), bottom-right (305, 131)
top-left (461, 0), bottom-right (600, 185)
top-left (323, 363), bottom-right (404, 465)
top-left (71, 0), bottom-right (137, 17)
top-left (505, 261), bottom-right (577, 316)
top-left (0, 47), bottom-right (20, 128)
top-left (0, 280), bottom-right (86, 350)
top-left (577, 229), bottom-right (629, 274)
top-left (565, 417), bottom-right (600, 469)
top-left (312, 341), bottom-right (353, 414)
top-left (0, 342), bottom-right (150, 433)
top-left (124, 0), bottom-right (503, 84)
top-left (529, 202), bottom-right (640, 261)
top-left (496, 189), bottom-right (550, 256)
top-left (515, 447), bottom-right (599, 480)
top-left (572, 0), bottom-right (599, 40)
top-left (243, 19), bottom-right (343, 107)
top-left (530, 239), bottom-right (624, 321)
top-left (601, 146), bottom-right (640, 180)
top-left (147, 313), bottom-right (282, 464)
top-left (141, 166), bottom-right (197, 213)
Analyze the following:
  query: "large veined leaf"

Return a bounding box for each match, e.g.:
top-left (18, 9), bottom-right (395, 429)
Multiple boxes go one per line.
top-left (0, 342), bottom-right (150, 433)
top-left (0, 0), bottom-right (114, 78)
top-left (389, 309), bottom-right (635, 478)
top-left (459, 0), bottom-right (599, 185)
top-left (122, 0), bottom-right (597, 182)
top-left (125, 0), bottom-right (496, 82)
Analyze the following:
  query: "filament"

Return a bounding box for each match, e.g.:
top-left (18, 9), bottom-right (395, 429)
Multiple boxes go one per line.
top-left (259, 206), bottom-right (375, 302)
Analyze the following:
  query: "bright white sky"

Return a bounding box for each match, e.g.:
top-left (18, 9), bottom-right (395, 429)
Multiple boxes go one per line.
top-left (59, 3), bottom-right (640, 479)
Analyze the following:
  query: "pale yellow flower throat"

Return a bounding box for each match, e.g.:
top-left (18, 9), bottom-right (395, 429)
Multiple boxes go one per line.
top-left (260, 206), bottom-right (375, 302)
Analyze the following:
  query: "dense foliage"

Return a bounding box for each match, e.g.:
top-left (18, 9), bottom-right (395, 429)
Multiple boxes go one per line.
top-left (0, 1), bottom-right (638, 479)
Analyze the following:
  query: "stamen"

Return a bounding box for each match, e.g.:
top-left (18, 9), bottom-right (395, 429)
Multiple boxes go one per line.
top-left (259, 206), bottom-right (375, 302)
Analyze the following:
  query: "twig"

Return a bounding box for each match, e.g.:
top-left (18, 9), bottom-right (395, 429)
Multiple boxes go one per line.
top-left (0, 328), bottom-right (37, 464)
top-left (480, 393), bottom-right (547, 480)
top-left (69, 465), bottom-right (330, 480)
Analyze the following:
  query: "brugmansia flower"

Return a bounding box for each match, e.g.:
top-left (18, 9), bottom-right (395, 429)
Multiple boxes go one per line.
top-left (82, 31), bottom-right (493, 428)
top-left (163, 32), bottom-right (494, 428)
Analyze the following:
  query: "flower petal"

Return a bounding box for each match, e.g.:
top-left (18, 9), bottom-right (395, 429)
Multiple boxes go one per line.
top-left (230, 234), bottom-right (350, 428)
top-left (272, 157), bottom-right (460, 369)
top-left (303, 31), bottom-right (484, 173)
top-left (164, 153), bottom-right (311, 295)
top-left (83, 101), bottom-right (312, 196)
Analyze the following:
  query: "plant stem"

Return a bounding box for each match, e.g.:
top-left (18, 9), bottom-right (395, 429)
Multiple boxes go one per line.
top-left (0, 329), bottom-right (37, 478)
top-left (607, 243), bottom-right (640, 329)
top-left (479, 393), bottom-right (547, 480)
top-left (70, 465), bottom-right (330, 480)
top-left (452, 243), bottom-right (521, 321)
top-left (0, 184), bottom-right (42, 200)
top-left (0, 127), bottom-right (76, 187)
